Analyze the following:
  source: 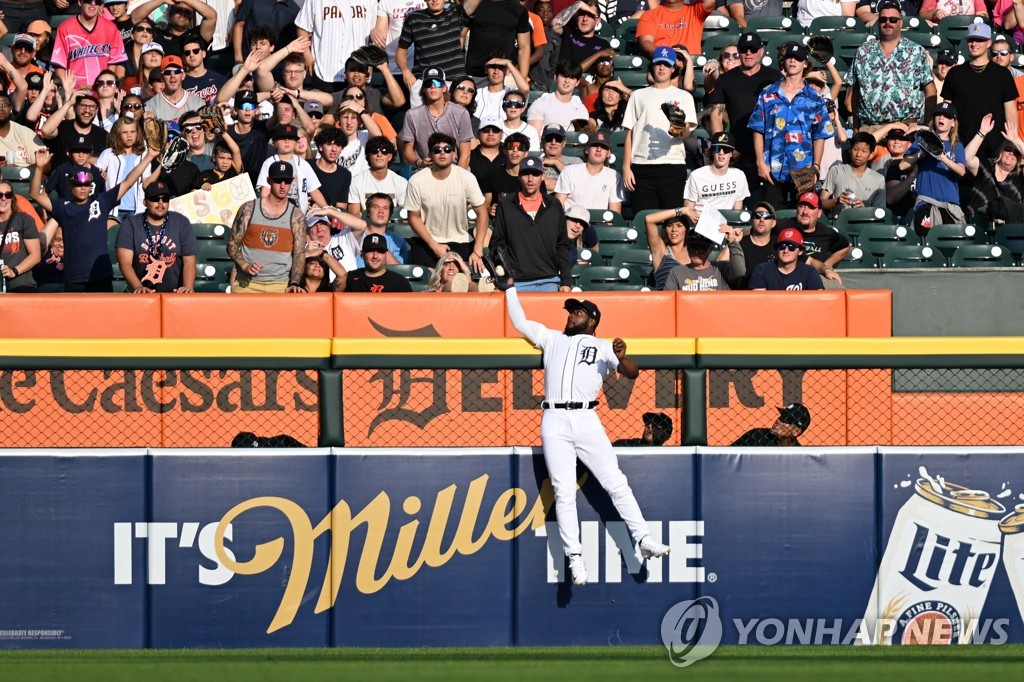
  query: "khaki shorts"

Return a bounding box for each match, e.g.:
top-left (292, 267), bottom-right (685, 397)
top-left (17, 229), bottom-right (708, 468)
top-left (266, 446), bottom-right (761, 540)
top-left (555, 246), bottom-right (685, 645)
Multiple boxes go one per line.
top-left (234, 279), bottom-right (288, 293)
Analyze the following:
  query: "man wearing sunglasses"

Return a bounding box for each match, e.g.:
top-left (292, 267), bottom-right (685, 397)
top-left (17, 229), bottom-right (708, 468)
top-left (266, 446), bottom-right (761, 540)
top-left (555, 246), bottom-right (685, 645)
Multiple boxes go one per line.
top-left (178, 110), bottom-right (213, 172)
top-left (181, 37), bottom-right (227, 104)
top-left (405, 132), bottom-right (487, 267)
top-left (130, 0), bottom-right (217, 58)
top-left (145, 55), bottom-right (206, 123)
top-left (748, 227), bottom-right (824, 291)
top-left (115, 180), bottom-right (199, 293)
top-left (45, 146), bottom-right (159, 292)
top-left (347, 136), bottom-right (408, 215)
top-left (845, 1), bottom-right (934, 134)
top-left (735, 200), bottom-right (777, 289)
top-left (229, 160), bottom-right (307, 293)
top-left (51, 0), bottom-right (128, 85)
top-left (400, 67), bottom-right (473, 170)
top-left (8, 33), bottom-right (44, 88)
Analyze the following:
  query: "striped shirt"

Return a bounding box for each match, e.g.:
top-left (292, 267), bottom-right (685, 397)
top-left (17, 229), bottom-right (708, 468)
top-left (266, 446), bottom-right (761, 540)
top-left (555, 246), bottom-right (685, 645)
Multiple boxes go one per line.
top-left (398, 3), bottom-right (468, 80)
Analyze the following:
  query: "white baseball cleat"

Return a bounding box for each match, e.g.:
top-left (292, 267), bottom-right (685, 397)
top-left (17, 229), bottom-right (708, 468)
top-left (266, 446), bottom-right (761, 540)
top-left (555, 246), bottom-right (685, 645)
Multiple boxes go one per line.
top-left (567, 553), bottom-right (588, 585)
top-left (638, 535), bottom-right (670, 559)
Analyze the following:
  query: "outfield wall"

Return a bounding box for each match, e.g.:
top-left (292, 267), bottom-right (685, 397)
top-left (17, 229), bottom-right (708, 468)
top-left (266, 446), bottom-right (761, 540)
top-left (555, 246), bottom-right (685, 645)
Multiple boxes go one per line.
top-left (2, 447), bottom-right (1022, 649)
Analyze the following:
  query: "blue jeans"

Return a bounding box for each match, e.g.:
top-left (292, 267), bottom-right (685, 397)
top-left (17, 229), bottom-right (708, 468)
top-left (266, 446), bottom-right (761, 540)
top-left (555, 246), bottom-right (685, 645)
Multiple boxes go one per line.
top-left (516, 277), bottom-right (560, 292)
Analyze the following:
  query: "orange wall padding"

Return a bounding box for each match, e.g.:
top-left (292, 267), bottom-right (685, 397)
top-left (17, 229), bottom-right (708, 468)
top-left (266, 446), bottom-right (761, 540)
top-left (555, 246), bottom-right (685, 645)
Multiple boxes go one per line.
top-left (161, 295), bottom-right (334, 338)
top-left (0, 295), bottom-right (162, 338)
top-left (677, 291), bottom-right (848, 337)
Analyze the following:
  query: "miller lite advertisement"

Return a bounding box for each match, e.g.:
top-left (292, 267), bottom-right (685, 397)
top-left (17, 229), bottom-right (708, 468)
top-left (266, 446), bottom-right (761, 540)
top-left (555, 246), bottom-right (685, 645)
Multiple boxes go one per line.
top-left (3, 447), bottom-right (1024, 649)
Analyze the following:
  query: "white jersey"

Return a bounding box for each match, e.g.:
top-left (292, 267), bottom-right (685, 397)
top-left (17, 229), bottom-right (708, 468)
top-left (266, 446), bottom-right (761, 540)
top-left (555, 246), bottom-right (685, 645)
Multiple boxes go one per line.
top-left (296, 0), bottom-right (380, 83)
top-left (255, 155), bottom-right (322, 213)
top-left (506, 288), bottom-right (618, 403)
top-left (325, 229), bottom-right (360, 281)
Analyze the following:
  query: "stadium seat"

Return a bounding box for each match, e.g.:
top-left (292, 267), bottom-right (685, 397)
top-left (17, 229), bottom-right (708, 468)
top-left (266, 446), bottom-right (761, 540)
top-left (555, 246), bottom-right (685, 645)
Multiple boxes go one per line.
top-left (994, 223), bottom-right (1024, 265)
top-left (570, 261), bottom-right (591, 287)
top-left (902, 32), bottom-right (950, 53)
top-left (390, 263), bottom-right (432, 291)
top-left (594, 225), bottom-right (648, 263)
top-left (881, 244), bottom-right (946, 268)
top-left (900, 16), bottom-right (930, 33)
top-left (198, 239), bottom-right (232, 263)
top-left (830, 32), bottom-right (873, 69)
top-left (1, 166), bottom-right (32, 182)
top-left (610, 247), bottom-right (654, 281)
top-left (192, 223), bottom-right (230, 240)
top-left (951, 244), bottom-right (1014, 267)
top-left (49, 15), bottom-right (74, 28)
top-left (774, 208), bottom-right (798, 223)
top-left (835, 245), bottom-right (869, 269)
top-left (937, 15), bottom-right (990, 47)
top-left (614, 18), bottom-right (639, 39)
top-left (835, 207), bottom-right (896, 245)
top-left (718, 209), bottom-right (752, 228)
top-left (575, 265), bottom-right (645, 291)
top-left (0, 35), bottom-right (13, 48)
top-left (390, 222), bottom-right (415, 240)
top-left (617, 71), bottom-right (651, 89)
top-left (702, 32), bottom-right (740, 59)
top-left (194, 261), bottom-right (232, 293)
top-left (924, 223), bottom-right (984, 263)
top-left (858, 223), bottom-right (911, 265)
top-left (808, 16), bottom-right (867, 34)
top-left (745, 15), bottom-right (801, 34)
top-left (702, 15), bottom-right (737, 34)
top-left (612, 55), bottom-right (648, 72)
top-left (588, 209), bottom-right (627, 227)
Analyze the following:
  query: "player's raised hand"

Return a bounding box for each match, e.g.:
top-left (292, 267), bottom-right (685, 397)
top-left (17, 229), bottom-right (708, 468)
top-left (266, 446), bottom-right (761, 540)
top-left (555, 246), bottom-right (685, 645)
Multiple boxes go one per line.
top-left (612, 338), bottom-right (627, 359)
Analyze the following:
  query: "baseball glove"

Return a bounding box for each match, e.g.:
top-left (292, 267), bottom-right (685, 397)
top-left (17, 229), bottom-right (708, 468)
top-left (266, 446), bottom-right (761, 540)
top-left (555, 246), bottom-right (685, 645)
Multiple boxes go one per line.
top-left (660, 101), bottom-right (689, 137)
top-left (483, 246), bottom-right (514, 291)
top-left (790, 165), bottom-right (819, 194)
top-left (161, 129), bottom-right (189, 172)
top-left (142, 116), bottom-right (166, 153)
top-left (351, 44), bottom-right (389, 68)
top-left (197, 103), bottom-right (226, 135)
top-left (915, 129), bottom-right (945, 158)
top-left (807, 35), bottom-right (834, 65)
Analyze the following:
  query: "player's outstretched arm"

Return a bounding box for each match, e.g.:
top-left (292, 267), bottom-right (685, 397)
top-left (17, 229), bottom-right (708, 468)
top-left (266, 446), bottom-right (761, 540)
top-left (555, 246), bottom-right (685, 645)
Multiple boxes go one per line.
top-left (613, 338), bottom-right (640, 379)
top-left (505, 287), bottom-right (547, 347)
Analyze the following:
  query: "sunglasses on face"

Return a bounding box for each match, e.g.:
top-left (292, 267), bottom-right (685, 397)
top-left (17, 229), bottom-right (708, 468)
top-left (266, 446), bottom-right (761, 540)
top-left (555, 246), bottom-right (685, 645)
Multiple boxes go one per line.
top-left (149, 195), bottom-right (170, 203)
top-left (721, 52), bottom-right (740, 60)
top-left (431, 145), bottom-right (454, 154)
top-left (710, 145), bottom-right (731, 154)
top-left (739, 46), bottom-right (760, 54)
top-left (503, 101), bottom-right (525, 109)
top-left (184, 48), bottom-right (204, 56)
top-left (162, 68), bottom-right (183, 76)
top-left (237, 102), bottom-right (257, 111)
top-left (309, 111), bottom-right (324, 119)
top-left (877, 16), bottom-right (901, 24)
top-left (182, 123), bottom-right (203, 133)
top-left (992, 49), bottom-right (1011, 56)
top-left (0, 191), bottom-right (13, 200)
top-left (123, 103), bottom-right (143, 110)
top-left (368, 148), bottom-right (393, 156)
top-left (344, 93), bottom-right (366, 101)
top-left (13, 45), bottom-right (34, 52)
top-left (133, 26), bottom-right (153, 33)
top-left (543, 135), bottom-right (564, 143)
top-left (454, 85), bottom-right (476, 94)
top-left (96, 79), bottom-right (116, 87)
top-left (753, 211), bottom-right (773, 219)
top-left (776, 242), bottom-right (800, 252)
top-left (270, 178), bottom-right (293, 185)
top-left (80, 0), bottom-right (103, 5)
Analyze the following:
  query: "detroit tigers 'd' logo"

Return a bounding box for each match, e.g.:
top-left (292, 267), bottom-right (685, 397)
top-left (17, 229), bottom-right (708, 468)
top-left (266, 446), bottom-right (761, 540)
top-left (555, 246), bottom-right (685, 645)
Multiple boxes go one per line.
top-left (578, 346), bottom-right (597, 365)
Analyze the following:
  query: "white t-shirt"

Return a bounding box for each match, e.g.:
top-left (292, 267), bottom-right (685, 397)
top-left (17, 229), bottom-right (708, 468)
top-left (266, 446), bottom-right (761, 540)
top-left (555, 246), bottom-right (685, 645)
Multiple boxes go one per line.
top-left (796, 0), bottom-right (857, 27)
top-left (501, 120), bottom-right (542, 154)
top-left (683, 166), bottom-right (750, 212)
top-left (377, 0), bottom-right (426, 72)
top-left (326, 229), bottom-right (361, 275)
top-left (296, 0), bottom-right (380, 82)
top-left (348, 169), bottom-right (409, 211)
top-left (405, 165), bottom-right (485, 243)
top-left (200, 0), bottom-right (235, 52)
top-left (526, 93), bottom-right (589, 131)
top-left (553, 163), bottom-right (625, 211)
top-left (475, 86), bottom-right (510, 124)
top-left (256, 155), bottom-right (322, 213)
top-left (621, 85), bottom-right (696, 166)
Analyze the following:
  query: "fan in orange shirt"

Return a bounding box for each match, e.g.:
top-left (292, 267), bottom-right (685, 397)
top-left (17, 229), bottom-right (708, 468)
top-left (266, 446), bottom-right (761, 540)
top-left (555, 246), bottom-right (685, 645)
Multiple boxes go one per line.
top-left (636, 0), bottom-right (716, 58)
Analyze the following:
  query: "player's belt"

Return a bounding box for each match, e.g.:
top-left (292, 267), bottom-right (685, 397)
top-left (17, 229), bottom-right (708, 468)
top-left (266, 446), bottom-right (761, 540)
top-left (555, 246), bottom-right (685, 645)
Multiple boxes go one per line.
top-left (542, 401), bottom-right (598, 410)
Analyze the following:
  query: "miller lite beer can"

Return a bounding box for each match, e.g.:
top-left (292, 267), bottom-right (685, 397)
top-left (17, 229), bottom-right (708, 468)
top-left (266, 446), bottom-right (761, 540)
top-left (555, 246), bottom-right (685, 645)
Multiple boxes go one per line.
top-left (863, 478), bottom-right (1005, 645)
top-left (1000, 504), bottom-right (1024, 625)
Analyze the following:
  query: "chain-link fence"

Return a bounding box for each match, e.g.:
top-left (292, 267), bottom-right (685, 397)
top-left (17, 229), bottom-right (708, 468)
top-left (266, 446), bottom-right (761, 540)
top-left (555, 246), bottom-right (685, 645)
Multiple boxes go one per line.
top-left (0, 369), bottom-right (320, 448)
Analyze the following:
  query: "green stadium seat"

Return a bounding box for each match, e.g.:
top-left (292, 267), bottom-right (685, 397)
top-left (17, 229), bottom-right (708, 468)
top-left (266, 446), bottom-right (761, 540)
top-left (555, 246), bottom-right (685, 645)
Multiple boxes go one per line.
top-left (192, 223), bottom-right (230, 240)
top-left (0, 34), bottom-right (14, 48)
top-left (1, 166), bottom-right (32, 182)
top-left (835, 207), bottom-right (896, 245)
top-left (702, 15), bottom-right (737, 35)
top-left (881, 244), bottom-right (946, 268)
top-left (858, 223), bottom-right (912, 265)
top-left (924, 223), bottom-right (984, 263)
top-left (617, 71), bottom-right (651, 89)
top-left (194, 261), bottom-right (232, 293)
top-left (808, 16), bottom-right (867, 34)
top-left (900, 16), bottom-right (930, 34)
top-left (903, 32), bottom-right (950, 53)
top-left (576, 265), bottom-right (646, 291)
top-left (702, 32), bottom-right (740, 60)
top-left (937, 15), bottom-right (990, 47)
top-left (774, 208), bottom-right (798, 223)
top-left (994, 223), bottom-right (1024, 265)
top-left (389, 221), bottom-right (415, 240)
top-left (49, 15), bottom-right (74, 28)
top-left (610, 246), bottom-right (653, 276)
top-left (594, 225), bottom-right (648, 263)
top-left (614, 18), bottom-right (639, 39)
top-left (612, 55), bottom-right (648, 72)
top-left (390, 263), bottom-right (432, 291)
top-left (745, 15), bottom-right (801, 34)
top-left (830, 32), bottom-right (872, 69)
top-left (835, 245), bottom-right (869, 269)
top-left (718, 209), bottom-right (752, 228)
top-left (588, 209), bottom-right (627, 227)
top-left (951, 244), bottom-right (1014, 267)
top-left (570, 261), bottom-right (591, 288)
top-left (198, 239), bottom-right (232, 262)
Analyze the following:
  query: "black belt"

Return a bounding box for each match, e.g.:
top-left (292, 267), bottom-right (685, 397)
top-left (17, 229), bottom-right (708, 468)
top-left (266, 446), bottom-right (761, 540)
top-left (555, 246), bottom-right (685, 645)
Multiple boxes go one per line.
top-left (542, 401), bottom-right (598, 410)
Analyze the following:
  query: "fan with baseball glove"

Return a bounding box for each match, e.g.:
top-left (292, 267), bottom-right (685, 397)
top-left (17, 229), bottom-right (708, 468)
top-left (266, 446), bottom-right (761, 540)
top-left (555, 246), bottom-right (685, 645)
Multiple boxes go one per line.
top-left (482, 245), bottom-right (514, 291)
top-left (790, 165), bottom-right (819, 194)
top-left (660, 101), bottom-right (689, 137)
top-left (142, 116), bottom-right (166, 153)
top-left (161, 123), bottom-right (190, 172)
top-left (350, 44), bottom-right (389, 68)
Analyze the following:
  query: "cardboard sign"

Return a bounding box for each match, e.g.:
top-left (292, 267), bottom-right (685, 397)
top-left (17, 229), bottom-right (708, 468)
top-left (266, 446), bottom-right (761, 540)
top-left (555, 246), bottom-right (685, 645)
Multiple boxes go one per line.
top-left (168, 175), bottom-right (256, 227)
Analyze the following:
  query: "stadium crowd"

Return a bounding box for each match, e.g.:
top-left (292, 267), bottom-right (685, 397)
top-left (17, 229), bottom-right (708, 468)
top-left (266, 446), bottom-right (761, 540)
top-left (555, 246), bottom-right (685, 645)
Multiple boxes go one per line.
top-left (0, 0), bottom-right (1021, 293)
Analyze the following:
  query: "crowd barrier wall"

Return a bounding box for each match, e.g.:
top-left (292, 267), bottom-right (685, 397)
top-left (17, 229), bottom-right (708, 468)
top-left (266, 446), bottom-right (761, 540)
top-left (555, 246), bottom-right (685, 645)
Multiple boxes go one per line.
top-left (0, 291), bottom-right (891, 339)
top-left (2, 447), bottom-right (1022, 649)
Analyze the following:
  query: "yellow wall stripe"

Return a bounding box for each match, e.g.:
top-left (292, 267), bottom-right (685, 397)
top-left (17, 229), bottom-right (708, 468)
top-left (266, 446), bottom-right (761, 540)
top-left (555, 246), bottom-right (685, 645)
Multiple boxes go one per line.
top-left (0, 339), bottom-right (332, 358)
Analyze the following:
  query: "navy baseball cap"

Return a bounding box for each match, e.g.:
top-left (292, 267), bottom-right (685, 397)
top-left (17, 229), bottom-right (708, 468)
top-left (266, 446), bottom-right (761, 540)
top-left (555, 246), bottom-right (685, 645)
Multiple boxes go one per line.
top-left (737, 32), bottom-right (763, 51)
top-left (564, 298), bottom-right (601, 326)
top-left (68, 166), bottom-right (92, 185)
top-left (272, 124), bottom-right (299, 140)
top-left (519, 156), bottom-right (544, 175)
top-left (144, 181), bottom-right (171, 199)
top-left (362, 233), bottom-right (388, 253)
top-left (68, 134), bottom-right (92, 151)
top-left (935, 101), bottom-right (957, 118)
top-left (267, 161), bottom-right (294, 181)
top-left (586, 129), bottom-right (612, 149)
top-left (778, 403), bottom-right (811, 430)
top-left (936, 48), bottom-right (957, 66)
top-left (783, 43), bottom-right (809, 62)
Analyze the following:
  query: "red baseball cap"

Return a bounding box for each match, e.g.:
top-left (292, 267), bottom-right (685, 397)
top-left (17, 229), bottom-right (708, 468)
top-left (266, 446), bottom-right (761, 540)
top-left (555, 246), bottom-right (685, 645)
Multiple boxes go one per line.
top-left (797, 191), bottom-right (819, 209)
top-left (161, 55), bottom-right (184, 71)
top-left (777, 227), bottom-right (804, 247)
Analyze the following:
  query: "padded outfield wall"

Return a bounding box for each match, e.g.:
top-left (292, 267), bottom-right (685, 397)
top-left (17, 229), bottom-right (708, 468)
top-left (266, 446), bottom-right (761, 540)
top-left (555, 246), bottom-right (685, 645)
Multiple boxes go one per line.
top-left (1, 447), bottom-right (1023, 648)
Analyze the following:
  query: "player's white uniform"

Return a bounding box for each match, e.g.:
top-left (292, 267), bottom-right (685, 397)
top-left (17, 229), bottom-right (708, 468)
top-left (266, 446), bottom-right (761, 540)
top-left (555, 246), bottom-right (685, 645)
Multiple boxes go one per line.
top-left (505, 287), bottom-right (651, 556)
top-left (296, 0), bottom-right (380, 83)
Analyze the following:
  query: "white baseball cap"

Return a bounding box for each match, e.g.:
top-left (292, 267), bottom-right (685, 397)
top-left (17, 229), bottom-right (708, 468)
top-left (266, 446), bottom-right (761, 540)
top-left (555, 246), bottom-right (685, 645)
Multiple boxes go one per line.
top-left (141, 42), bottom-right (164, 55)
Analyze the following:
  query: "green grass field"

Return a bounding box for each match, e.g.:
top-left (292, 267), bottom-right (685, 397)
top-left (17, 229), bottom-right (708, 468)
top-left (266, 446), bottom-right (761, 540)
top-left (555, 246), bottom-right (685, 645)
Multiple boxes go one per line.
top-left (2, 645), bottom-right (1024, 682)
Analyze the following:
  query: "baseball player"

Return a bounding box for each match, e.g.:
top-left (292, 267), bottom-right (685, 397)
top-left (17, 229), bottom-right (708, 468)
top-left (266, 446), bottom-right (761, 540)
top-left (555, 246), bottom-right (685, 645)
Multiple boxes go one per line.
top-left (501, 275), bottom-right (670, 586)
